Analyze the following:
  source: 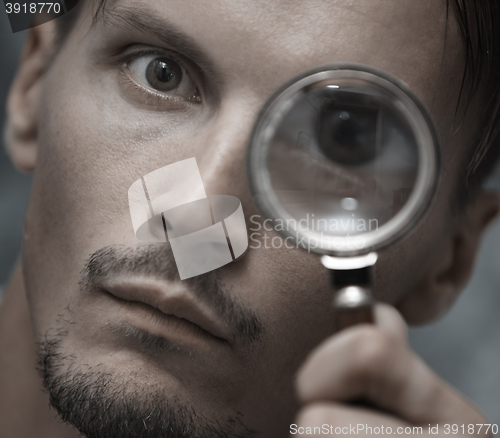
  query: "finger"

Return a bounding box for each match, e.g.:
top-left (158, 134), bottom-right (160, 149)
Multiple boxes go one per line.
top-left (373, 303), bottom-right (408, 343)
top-left (296, 311), bottom-right (486, 424)
top-left (292, 402), bottom-right (410, 438)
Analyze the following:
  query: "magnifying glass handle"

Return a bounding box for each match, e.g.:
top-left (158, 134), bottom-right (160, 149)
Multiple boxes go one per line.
top-left (328, 263), bottom-right (375, 332)
top-left (332, 285), bottom-right (374, 331)
top-left (329, 265), bottom-right (376, 408)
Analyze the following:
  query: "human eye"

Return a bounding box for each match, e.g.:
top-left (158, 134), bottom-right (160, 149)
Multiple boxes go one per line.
top-left (119, 50), bottom-right (201, 110)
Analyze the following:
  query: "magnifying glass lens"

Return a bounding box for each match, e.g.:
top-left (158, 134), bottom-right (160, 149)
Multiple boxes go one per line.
top-left (249, 66), bottom-right (439, 255)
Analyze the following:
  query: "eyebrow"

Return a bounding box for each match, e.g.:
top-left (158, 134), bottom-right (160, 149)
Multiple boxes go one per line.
top-left (94, 3), bottom-right (223, 86)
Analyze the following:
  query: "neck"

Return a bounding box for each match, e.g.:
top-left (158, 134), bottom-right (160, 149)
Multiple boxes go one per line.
top-left (0, 261), bottom-right (79, 438)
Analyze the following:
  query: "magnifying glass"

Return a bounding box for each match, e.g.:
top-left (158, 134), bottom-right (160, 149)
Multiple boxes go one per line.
top-left (247, 64), bottom-right (440, 331)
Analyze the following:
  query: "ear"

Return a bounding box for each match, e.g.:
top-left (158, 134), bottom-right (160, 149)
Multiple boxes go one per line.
top-left (397, 190), bottom-right (500, 324)
top-left (4, 19), bottom-right (57, 172)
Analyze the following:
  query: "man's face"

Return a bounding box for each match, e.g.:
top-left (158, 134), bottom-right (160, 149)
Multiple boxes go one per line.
top-left (21, 0), bottom-right (470, 436)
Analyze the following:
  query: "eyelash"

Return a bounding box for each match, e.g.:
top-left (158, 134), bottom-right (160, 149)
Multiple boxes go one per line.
top-left (117, 49), bottom-right (202, 109)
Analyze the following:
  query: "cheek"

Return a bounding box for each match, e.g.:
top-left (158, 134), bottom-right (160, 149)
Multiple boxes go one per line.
top-left (373, 169), bottom-right (456, 304)
top-left (21, 49), bottom-right (206, 329)
top-left (222, 228), bottom-right (336, 366)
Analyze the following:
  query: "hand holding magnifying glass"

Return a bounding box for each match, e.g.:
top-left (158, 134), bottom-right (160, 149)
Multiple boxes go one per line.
top-left (247, 64), bottom-right (440, 332)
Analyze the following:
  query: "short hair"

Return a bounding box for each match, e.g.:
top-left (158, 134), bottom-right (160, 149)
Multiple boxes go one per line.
top-left (449, 0), bottom-right (500, 197)
top-left (53, 0), bottom-right (500, 198)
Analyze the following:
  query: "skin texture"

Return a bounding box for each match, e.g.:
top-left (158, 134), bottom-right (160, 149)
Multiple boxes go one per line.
top-left (2, 0), bottom-right (500, 436)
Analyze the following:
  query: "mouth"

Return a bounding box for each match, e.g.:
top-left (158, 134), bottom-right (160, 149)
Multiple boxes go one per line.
top-left (97, 276), bottom-right (233, 346)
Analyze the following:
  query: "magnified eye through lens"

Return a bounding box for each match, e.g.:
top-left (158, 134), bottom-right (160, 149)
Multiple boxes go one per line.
top-left (248, 65), bottom-right (440, 256)
top-left (317, 103), bottom-right (379, 166)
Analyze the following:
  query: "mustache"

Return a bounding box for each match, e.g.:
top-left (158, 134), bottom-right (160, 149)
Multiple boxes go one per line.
top-left (79, 243), bottom-right (265, 344)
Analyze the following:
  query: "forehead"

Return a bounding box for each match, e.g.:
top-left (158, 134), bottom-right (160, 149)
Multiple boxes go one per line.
top-left (84, 0), bottom-right (460, 108)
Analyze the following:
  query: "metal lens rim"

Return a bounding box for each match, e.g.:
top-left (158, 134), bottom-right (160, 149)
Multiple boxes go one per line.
top-left (247, 63), bottom-right (441, 256)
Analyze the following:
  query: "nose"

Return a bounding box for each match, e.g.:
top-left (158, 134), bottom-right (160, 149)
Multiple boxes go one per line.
top-left (194, 93), bottom-right (264, 206)
top-left (182, 93), bottom-right (265, 267)
top-left (161, 93), bottom-right (266, 276)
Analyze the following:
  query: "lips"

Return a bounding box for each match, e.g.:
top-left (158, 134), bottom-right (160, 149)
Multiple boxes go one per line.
top-left (100, 277), bottom-right (232, 344)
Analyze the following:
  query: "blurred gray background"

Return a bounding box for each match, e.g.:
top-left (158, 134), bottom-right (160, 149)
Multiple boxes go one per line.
top-left (0, 15), bottom-right (32, 291)
top-left (1, 8), bottom-right (499, 426)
